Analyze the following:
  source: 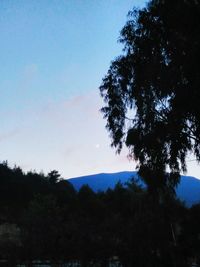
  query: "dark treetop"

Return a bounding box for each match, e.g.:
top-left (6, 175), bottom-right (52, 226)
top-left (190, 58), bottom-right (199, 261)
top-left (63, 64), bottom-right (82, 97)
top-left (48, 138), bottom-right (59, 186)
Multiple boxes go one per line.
top-left (100, 0), bottom-right (200, 192)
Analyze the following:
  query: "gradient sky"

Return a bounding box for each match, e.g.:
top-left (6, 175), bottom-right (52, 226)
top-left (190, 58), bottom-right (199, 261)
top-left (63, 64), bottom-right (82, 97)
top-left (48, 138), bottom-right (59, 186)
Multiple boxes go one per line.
top-left (0, 0), bottom-right (199, 179)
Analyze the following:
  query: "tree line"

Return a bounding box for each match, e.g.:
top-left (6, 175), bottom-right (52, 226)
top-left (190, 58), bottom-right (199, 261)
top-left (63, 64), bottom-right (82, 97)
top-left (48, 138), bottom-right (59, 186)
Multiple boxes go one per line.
top-left (0, 162), bottom-right (199, 267)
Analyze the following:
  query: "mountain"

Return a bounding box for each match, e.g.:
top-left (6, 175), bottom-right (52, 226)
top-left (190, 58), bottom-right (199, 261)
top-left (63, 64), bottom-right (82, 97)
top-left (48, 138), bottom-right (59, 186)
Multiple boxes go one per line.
top-left (68, 171), bottom-right (200, 206)
top-left (68, 171), bottom-right (137, 192)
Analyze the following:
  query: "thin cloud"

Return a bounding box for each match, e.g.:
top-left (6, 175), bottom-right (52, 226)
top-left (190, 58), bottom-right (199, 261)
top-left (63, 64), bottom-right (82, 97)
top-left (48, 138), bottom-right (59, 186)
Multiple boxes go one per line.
top-left (0, 129), bottom-right (20, 142)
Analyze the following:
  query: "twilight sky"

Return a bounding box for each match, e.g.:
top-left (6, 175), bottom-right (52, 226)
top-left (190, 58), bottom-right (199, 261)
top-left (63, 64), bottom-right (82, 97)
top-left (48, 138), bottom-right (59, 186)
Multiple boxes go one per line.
top-left (0, 0), bottom-right (199, 179)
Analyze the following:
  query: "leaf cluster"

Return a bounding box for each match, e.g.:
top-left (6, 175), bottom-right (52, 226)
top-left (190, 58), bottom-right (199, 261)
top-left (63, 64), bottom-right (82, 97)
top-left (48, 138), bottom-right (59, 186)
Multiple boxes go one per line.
top-left (100, 0), bottom-right (200, 189)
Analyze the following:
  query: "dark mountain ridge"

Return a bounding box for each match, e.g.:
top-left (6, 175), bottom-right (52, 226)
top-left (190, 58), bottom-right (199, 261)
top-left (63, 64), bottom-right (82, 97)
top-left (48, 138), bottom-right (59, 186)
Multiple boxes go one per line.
top-left (68, 171), bottom-right (200, 206)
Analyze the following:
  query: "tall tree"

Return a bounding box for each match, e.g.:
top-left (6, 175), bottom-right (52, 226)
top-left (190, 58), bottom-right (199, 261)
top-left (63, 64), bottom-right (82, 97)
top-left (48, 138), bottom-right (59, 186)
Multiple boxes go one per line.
top-left (100, 0), bottom-right (200, 191)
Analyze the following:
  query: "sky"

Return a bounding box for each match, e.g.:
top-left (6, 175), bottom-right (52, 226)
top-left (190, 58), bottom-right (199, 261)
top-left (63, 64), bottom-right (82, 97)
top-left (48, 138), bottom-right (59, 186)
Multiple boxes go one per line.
top-left (0, 0), bottom-right (199, 179)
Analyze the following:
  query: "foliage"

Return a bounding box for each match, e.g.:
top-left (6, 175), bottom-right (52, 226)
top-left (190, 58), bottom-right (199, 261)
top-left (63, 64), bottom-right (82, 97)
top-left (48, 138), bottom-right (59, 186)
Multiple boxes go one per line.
top-left (0, 162), bottom-right (199, 266)
top-left (100, 0), bottom-right (200, 190)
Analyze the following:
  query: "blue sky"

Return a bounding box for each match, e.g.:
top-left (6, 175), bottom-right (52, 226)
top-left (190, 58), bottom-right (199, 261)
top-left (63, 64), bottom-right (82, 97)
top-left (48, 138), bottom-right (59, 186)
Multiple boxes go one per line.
top-left (0, 0), bottom-right (199, 178)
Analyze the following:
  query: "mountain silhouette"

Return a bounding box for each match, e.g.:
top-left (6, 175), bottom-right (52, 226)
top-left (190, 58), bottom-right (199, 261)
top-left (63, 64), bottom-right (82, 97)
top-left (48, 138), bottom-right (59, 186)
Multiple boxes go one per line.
top-left (68, 171), bottom-right (200, 206)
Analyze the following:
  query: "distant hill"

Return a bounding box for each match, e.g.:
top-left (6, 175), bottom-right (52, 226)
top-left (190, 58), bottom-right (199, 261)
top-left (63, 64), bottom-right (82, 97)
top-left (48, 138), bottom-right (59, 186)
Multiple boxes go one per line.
top-left (68, 171), bottom-right (200, 206)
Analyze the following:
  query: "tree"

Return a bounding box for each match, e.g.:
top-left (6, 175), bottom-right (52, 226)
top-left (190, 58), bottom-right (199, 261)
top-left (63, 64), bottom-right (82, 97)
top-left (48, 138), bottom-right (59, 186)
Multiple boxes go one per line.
top-left (47, 170), bottom-right (61, 184)
top-left (100, 0), bottom-right (200, 191)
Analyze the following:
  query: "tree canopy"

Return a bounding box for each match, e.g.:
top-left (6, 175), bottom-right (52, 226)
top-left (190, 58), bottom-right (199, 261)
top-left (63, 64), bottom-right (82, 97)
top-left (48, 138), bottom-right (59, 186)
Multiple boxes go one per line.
top-left (0, 161), bottom-right (198, 267)
top-left (100, 0), bottom-right (200, 190)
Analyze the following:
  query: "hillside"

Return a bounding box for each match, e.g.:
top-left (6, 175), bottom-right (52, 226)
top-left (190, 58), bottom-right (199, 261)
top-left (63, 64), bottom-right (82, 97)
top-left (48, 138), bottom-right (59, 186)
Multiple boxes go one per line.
top-left (68, 172), bottom-right (200, 206)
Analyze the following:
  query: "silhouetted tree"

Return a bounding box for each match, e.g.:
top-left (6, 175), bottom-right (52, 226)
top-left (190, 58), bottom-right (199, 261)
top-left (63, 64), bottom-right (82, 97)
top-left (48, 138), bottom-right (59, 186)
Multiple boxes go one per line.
top-left (100, 0), bottom-right (200, 191)
top-left (47, 170), bottom-right (61, 185)
top-left (0, 161), bottom-right (196, 266)
top-left (21, 194), bottom-right (62, 264)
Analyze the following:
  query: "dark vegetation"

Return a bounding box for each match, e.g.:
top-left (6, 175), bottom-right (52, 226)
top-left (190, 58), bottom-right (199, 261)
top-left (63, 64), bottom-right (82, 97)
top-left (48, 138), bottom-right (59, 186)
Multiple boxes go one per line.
top-left (1, 0), bottom-right (200, 266)
top-left (0, 162), bottom-right (200, 267)
top-left (100, 0), bottom-right (200, 193)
